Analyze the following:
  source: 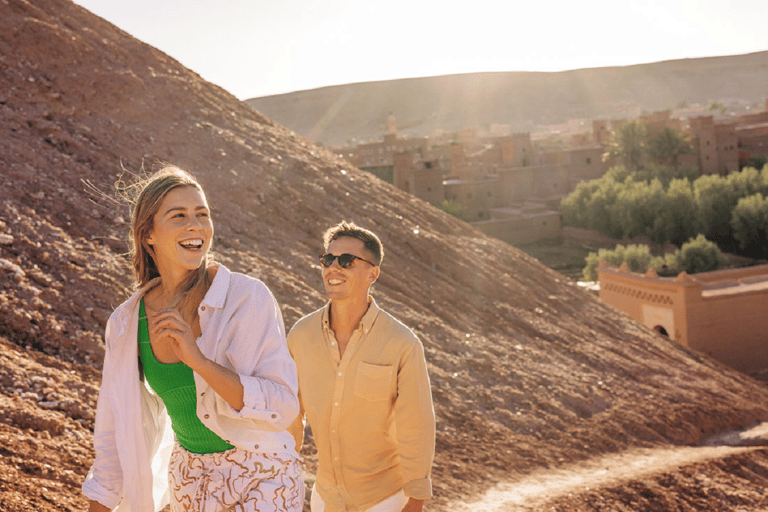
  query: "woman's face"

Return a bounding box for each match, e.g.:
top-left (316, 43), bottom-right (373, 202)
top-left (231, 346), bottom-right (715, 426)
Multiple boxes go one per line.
top-left (145, 186), bottom-right (213, 275)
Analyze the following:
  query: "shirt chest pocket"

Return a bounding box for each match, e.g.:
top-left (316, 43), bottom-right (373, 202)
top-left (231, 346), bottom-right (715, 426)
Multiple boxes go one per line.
top-left (353, 362), bottom-right (394, 401)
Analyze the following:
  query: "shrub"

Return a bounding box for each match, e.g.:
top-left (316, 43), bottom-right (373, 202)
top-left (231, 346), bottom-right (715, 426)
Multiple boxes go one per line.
top-left (439, 199), bottom-right (466, 221)
top-left (583, 244), bottom-right (664, 281)
top-left (666, 235), bottom-right (727, 274)
top-left (731, 193), bottom-right (768, 258)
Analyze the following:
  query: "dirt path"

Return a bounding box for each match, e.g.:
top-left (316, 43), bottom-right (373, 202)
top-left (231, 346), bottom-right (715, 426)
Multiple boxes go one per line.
top-left (459, 423), bottom-right (768, 511)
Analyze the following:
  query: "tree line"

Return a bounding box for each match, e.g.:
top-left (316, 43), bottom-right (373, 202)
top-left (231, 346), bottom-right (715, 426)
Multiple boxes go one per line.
top-left (562, 163), bottom-right (768, 259)
top-left (562, 120), bottom-right (768, 278)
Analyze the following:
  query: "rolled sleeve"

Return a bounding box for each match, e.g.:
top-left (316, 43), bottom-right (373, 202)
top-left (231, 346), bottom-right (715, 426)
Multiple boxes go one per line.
top-left (82, 471), bottom-right (122, 510)
top-left (216, 374), bottom-right (297, 429)
top-left (207, 278), bottom-right (299, 434)
top-left (403, 478), bottom-right (433, 500)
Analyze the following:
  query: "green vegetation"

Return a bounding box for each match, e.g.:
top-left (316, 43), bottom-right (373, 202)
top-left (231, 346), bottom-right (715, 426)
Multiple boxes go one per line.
top-left (731, 193), bottom-right (768, 258)
top-left (668, 234), bottom-right (728, 274)
top-left (603, 121), bottom-right (693, 173)
top-left (604, 120), bottom-right (648, 171)
top-left (647, 127), bottom-right (693, 171)
top-left (581, 235), bottom-right (727, 281)
top-left (561, 163), bottom-right (768, 253)
top-left (583, 244), bottom-right (664, 281)
top-left (439, 199), bottom-right (466, 221)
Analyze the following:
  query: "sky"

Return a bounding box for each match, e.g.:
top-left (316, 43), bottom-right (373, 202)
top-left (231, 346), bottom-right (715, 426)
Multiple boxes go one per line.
top-left (72, 0), bottom-right (768, 101)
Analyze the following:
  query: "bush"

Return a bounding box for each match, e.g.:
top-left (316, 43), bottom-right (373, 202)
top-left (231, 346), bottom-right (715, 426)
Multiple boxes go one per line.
top-left (731, 193), bottom-right (768, 258)
top-left (439, 199), bottom-right (466, 221)
top-left (583, 244), bottom-right (665, 281)
top-left (666, 235), bottom-right (727, 274)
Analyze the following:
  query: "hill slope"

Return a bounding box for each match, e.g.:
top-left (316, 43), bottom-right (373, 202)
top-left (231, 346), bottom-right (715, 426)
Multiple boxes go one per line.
top-left (245, 51), bottom-right (768, 146)
top-left (2, 1), bottom-right (768, 510)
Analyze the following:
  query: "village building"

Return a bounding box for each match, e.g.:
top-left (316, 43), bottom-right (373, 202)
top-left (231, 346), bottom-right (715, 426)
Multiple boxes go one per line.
top-left (598, 262), bottom-right (768, 373)
top-left (332, 101), bottom-right (768, 248)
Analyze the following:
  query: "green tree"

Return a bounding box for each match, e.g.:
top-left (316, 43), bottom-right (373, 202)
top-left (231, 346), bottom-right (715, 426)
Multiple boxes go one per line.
top-left (615, 178), bottom-right (665, 240)
top-left (666, 234), bottom-right (727, 274)
top-left (603, 120), bottom-right (648, 171)
top-left (655, 178), bottom-right (698, 246)
top-left (647, 127), bottom-right (693, 171)
top-left (730, 193), bottom-right (768, 258)
top-left (560, 179), bottom-right (600, 227)
top-left (693, 174), bottom-right (739, 243)
top-left (585, 178), bottom-right (624, 238)
top-left (748, 155), bottom-right (768, 173)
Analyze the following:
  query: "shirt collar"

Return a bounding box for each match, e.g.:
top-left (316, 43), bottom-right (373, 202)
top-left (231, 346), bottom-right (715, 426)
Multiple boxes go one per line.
top-left (322, 296), bottom-right (380, 331)
top-left (200, 263), bottom-right (230, 309)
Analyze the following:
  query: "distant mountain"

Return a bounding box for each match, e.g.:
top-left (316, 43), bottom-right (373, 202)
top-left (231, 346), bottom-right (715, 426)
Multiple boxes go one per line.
top-left (246, 51), bottom-right (768, 146)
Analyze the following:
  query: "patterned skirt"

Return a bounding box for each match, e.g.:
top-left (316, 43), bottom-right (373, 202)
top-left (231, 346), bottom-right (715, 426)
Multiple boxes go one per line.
top-left (169, 443), bottom-right (304, 512)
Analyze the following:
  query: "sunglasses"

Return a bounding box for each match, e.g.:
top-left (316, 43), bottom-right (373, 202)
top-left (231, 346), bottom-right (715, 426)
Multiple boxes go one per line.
top-left (319, 253), bottom-right (376, 268)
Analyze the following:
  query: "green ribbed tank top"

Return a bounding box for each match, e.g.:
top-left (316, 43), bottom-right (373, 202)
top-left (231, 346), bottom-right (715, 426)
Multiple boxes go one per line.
top-left (138, 299), bottom-right (233, 454)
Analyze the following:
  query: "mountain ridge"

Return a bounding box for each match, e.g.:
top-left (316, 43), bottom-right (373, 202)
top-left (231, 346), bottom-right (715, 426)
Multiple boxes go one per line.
top-left (246, 50), bottom-right (768, 146)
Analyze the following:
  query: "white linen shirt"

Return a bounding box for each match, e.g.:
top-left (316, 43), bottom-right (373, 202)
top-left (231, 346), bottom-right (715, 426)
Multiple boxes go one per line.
top-left (82, 265), bottom-right (299, 511)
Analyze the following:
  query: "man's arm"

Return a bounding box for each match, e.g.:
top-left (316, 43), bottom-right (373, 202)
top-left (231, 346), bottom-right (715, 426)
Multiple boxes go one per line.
top-left (394, 338), bottom-right (436, 503)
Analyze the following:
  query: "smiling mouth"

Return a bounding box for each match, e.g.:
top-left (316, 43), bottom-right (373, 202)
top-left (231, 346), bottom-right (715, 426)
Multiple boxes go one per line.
top-left (179, 239), bottom-right (204, 250)
top-left (327, 278), bottom-right (344, 285)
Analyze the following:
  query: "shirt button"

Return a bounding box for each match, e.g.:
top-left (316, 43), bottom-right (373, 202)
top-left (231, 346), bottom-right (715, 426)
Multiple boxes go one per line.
top-left (254, 444), bottom-right (259, 449)
top-left (338, 372), bottom-right (342, 376)
top-left (204, 414), bottom-right (209, 419)
top-left (334, 402), bottom-right (339, 406)
top-left (201, 306), bottom-right (206, 311)
top-left (331, 341), bottom-right (336, 346)
top-left (332, 429), bottom-right (336, 433)
top-left (271, 414), bottom-right (277, 419)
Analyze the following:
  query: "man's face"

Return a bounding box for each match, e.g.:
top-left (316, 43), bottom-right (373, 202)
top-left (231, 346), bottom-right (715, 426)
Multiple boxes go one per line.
top-left (321, 236), bottom-right (379, 301)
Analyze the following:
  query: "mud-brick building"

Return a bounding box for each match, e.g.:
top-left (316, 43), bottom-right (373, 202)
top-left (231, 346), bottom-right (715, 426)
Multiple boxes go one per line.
top-left (598, 262), bottom-right (768, 373)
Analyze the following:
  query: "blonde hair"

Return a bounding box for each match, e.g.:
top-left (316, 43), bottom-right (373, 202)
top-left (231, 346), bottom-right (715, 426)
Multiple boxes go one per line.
top-left (129, 166), bottom-right (213, 314)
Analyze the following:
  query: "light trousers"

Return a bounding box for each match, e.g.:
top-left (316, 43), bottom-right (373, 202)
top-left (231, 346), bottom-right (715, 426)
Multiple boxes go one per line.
top-left (310, 483), bottom-right (409, 512)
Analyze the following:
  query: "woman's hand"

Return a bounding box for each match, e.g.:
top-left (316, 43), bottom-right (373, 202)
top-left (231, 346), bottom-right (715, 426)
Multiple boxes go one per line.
top-left (149, 306), bottom-right (245, 411)
top-left (148, 308), bottom-right (206, 370)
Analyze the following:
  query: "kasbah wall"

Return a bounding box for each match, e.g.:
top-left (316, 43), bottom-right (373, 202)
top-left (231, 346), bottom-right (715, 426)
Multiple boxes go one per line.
top-left (598, 261), bottom-right (768, 373)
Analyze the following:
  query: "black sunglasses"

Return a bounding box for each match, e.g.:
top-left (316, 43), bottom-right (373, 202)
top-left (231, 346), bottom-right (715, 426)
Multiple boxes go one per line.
top-left (319, 253), bottom-right (376, 268)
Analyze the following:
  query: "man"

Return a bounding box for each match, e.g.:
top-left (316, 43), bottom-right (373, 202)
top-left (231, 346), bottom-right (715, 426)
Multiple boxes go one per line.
top-left (288, 221), bottom-right (435, 512)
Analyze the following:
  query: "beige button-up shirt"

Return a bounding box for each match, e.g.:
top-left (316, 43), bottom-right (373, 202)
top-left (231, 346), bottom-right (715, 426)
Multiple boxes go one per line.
top-left (288, 298), bottom-right (435, 511)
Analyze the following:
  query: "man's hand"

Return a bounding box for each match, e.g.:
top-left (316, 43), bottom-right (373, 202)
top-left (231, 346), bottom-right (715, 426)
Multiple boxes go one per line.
top-left (401, 498), bottom-right (425, 512)
top-left (88, 500), bottom-right (111, 512)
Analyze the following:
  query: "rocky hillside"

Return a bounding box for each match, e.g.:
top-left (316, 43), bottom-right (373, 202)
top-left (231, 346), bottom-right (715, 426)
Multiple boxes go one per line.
top-left (246, 51), bottom-right (768, 146)
top-left (3, 1), bottom-right (768, 510)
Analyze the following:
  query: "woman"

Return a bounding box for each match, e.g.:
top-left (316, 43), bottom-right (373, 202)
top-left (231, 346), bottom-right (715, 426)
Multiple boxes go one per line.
top-left (83, 166), bottom-right (303, 511)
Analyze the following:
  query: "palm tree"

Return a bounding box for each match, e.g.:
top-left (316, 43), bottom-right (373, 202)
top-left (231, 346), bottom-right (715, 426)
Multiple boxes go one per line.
top-left (648, 127), bottom-right (693, 171)
top-left (603, 120), bottom-right (648, 171)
